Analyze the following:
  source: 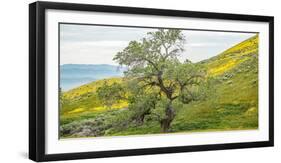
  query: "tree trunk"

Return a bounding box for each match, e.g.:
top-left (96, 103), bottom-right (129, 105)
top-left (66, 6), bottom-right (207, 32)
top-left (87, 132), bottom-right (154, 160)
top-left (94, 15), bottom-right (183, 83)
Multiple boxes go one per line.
top-left (160, 101), bottom-right (175, 133)
top-left (134, 110), bottom-right (151, 125)
top-left (135, 114), bottom-right (145, 125)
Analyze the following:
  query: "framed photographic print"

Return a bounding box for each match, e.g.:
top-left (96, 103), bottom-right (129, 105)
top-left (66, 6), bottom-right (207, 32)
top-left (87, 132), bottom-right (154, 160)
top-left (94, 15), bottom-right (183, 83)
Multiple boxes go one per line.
top-left (29, 1), bottom-right (274, 162)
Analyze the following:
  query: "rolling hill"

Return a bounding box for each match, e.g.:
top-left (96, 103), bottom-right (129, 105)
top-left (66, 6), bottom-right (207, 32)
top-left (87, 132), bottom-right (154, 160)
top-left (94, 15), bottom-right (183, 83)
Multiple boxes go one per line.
top-left (60, 35), bottom-right (259, 138)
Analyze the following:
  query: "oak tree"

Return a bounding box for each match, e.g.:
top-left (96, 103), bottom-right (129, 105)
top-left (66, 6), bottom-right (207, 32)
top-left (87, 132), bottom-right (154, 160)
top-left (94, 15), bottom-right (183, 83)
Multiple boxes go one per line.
top-left (114, 29), bottom-right (207, 132)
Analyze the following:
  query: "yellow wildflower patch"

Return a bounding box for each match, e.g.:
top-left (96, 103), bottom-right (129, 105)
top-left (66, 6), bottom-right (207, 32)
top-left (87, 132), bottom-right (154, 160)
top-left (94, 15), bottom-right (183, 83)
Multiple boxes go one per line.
top-left (89, 101), bottom-right (128, 112)
top-left (67, 108), bottom-right (85, 114)
top-left (209, 60), bottom-right (238, 76)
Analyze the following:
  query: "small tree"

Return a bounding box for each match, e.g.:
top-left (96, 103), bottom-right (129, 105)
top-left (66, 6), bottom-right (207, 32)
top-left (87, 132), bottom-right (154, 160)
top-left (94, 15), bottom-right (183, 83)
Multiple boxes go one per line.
top-left (96, 82), bottom-right (126, 109)
top-left (114, 29), bottom-right (207, 132)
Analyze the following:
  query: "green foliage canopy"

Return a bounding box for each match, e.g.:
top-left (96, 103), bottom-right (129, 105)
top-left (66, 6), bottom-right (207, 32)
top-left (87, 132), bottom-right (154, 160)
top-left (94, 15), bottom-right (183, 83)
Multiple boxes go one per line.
top-left (114, 29), bottom-right (206, 103)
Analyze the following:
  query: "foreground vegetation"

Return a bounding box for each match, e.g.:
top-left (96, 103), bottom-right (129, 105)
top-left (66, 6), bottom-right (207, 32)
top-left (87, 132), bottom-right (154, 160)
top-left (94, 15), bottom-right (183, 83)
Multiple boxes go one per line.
top-left (60, 32), bottom-right (258, 138)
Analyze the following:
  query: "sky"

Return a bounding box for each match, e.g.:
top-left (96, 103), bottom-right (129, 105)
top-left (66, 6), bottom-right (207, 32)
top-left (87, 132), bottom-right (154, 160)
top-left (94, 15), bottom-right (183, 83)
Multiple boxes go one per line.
top-left (60, 24), bottom-right (256, 65)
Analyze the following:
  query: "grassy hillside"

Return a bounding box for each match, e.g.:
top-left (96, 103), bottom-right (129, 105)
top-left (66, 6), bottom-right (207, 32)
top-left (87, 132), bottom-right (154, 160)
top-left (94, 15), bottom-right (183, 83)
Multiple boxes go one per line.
top-left (204, 35), bottom-right (258, 76)
top-left (172, 35), bottom-right (259, 132)
top-left (60, 77), bottom-right (127, 125)
top-left (60, 35), bottom-right (259, 138)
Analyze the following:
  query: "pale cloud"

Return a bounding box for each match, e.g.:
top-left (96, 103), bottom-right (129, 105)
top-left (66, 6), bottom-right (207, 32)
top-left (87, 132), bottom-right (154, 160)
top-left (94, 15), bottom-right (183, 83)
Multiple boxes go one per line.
top-left (81, 41), bottom-right (129, 47)
top-left (60, 24), bottom-right (256, 65)
top-left (61, 41), bottom-right (129, 65)
top-left (187, 43), bottom-right (221, 47)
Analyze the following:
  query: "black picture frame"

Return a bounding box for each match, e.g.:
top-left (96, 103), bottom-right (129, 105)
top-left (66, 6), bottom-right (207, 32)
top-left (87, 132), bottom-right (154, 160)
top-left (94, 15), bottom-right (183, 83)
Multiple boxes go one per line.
top-left (29, 1), bottom-right (274, 162)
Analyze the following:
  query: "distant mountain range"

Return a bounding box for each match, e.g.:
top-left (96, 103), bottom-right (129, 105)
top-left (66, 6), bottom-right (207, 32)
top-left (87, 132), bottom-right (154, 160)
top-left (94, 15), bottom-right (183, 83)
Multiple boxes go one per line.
top-left (60, 64), bottom-right (126, 91)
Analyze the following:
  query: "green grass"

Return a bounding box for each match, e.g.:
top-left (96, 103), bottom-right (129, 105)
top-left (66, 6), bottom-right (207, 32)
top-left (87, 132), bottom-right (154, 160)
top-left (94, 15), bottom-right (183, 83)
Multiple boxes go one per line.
top-left (60, 35), bottom-right (259, 138)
